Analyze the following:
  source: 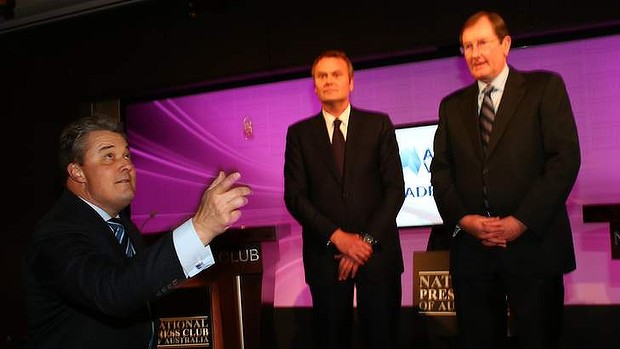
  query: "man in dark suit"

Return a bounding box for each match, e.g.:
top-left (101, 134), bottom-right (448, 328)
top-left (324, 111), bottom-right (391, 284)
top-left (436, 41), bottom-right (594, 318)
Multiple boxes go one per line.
top-left (431, 11), bottom-right (581, 349)
top-left (284, 50), bottom-right (405, 349)
top-left (22, 114), bottom-right (251, 348)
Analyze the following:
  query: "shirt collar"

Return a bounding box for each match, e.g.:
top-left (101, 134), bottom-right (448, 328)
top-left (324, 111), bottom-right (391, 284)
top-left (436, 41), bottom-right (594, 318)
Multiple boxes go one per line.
top-left (323, 103), bottom-right (351, 127)
top-left (478, 64), bottom-right (509, 95)
top-left (78, 195), bottom-right (114, 221)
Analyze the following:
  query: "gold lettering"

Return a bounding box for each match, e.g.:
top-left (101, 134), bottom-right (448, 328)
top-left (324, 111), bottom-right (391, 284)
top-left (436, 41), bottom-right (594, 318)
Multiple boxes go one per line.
top-left (420, 274), bottom-right (430, 288)
top-left (418, 271), bottom-right (455, 315)
top-left (158, 316), bottom-right (211, 347)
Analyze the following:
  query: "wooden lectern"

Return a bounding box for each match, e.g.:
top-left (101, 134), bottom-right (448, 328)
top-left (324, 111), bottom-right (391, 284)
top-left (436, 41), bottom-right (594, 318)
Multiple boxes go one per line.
top-left (146, 224), bottom-right (288, 349)
top-left (583, 204), bottom-right (620, 259)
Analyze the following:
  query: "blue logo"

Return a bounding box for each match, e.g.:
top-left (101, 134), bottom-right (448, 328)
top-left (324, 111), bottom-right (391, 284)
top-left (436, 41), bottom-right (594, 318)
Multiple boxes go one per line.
top-left (400, 147), bottom-right (433, 174)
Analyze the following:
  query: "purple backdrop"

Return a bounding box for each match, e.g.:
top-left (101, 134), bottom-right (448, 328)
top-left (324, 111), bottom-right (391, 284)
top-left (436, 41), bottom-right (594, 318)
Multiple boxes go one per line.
top-left (126, 34), bottom-right (620, 307)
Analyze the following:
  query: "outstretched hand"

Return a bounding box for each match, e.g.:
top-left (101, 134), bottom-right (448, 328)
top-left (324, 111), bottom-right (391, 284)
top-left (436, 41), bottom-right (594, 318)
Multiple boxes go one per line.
top-left (192, 171), bottom-right (252, 245)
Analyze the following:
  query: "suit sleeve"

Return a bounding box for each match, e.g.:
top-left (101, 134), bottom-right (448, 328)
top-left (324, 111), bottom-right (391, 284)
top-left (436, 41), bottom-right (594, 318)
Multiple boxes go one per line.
top-left (26, 223), bottom-right (186, 317)
top-left (513, 74), bottom-right (581, 234)
top-left (283, 125), bottom-right (338, 242)
top-left (431, 98), bottom-right (467, 230)
top-left (362, 116), bottom-right (406, 240)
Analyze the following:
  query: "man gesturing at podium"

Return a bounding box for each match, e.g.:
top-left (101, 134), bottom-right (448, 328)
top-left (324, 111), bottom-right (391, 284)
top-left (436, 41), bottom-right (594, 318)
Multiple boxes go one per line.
top-left (22, 114), bottom-right (251, 348)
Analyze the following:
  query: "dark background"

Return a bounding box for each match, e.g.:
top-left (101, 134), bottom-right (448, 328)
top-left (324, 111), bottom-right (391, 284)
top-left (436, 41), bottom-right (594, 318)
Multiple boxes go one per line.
top-left (1, 1), bottom-right (619, 348)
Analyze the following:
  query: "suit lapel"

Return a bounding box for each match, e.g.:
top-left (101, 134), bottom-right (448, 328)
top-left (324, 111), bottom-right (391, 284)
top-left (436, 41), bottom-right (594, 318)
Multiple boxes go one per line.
top-left (345, 107), bottom-right (370, 180)
top-left (343, 108), bottom-right (360, 179)
top-left (487, 69), bottom-right (526, 157)
top-left (462, 86), bottom-right (484, 159)
top-left (65, 191), bottom-right (138, 256)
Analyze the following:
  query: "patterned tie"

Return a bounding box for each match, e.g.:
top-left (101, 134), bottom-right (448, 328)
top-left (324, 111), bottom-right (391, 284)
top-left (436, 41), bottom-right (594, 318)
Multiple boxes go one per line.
top-left (332, 119), bottom-right (345, 176)
top-left (479, 84), bottom-right (495, 156)
top-left (479, 84), bottom-right (495, 214)
top-left (108, 218), bottom-right (135, 257)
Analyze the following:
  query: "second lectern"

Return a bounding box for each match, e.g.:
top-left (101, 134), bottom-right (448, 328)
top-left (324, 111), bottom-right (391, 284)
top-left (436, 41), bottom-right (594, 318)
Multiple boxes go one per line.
top-left (146, 224), bottom-right (287, 349)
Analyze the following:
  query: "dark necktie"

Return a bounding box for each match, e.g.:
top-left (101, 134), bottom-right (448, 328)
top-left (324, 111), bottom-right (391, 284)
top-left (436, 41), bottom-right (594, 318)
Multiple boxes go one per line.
top-left (332, 119), bottom-right (345, 176)
top-left (479, 84), bottom-right (495, 214)
top-left (479, 84), bottom-right (495, 156)
top-left (108, 218), bottom-right (135, 257)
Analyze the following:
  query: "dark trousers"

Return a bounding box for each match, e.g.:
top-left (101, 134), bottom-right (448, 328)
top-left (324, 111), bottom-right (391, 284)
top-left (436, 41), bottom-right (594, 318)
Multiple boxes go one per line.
top-left (309, 275), bottom-right (402, 349)
top-left (452, 272), bottom-right (565, 349)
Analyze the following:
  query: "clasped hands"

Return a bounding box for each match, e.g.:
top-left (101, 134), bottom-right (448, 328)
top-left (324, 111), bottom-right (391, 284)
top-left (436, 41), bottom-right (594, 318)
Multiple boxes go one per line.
top-left (459, 214), bottom-right (527, 248)
top-left (191, 171), bottom-right (252, 246)
top-left (330, 229), bottom-right (374, 281)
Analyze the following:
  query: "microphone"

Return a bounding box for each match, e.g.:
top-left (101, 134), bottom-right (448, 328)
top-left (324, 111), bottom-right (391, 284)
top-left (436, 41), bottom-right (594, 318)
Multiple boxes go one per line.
top-left (139, 211), bottom-right (158, 231)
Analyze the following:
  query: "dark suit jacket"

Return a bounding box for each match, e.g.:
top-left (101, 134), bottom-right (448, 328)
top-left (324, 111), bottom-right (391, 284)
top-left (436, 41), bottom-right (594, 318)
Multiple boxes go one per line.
top-left (431, 67), bottom-right (581, 277)
top-left (22, 190), bottom-right (186, 348)
top-left (284, 106), bottom-right (405, 285)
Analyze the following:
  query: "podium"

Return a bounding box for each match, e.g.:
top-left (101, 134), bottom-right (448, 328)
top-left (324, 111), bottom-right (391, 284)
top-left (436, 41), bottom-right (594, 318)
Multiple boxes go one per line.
top-left (146, 224), bottom-right (288, 349)
top-left (412, 251), bottom-right (457, 334)
top-left (583, 203), bottom-right (620, 259)
top-left (412, 250), bottom-right (515, 347)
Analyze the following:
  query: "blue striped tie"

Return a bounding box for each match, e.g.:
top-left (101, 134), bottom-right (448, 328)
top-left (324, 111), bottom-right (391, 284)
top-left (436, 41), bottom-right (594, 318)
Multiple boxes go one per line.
top-left (108, 218), bottom-right (135, 257)
top-left (479, 84), bottom-right (495, 156)
top-left (479, 84), bottom-right (495, 214)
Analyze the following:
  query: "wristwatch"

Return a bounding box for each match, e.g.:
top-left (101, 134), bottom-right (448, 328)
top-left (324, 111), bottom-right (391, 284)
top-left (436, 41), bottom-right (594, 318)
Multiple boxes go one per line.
top-left (361, 233), bottom-right (377, 246)
top-left (452, 224), bottom-right (462, 237)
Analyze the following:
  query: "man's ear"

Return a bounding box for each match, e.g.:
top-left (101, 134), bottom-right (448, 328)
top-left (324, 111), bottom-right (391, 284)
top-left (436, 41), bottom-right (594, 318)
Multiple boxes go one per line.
top-left (68, 163), bottom-right (86, 183)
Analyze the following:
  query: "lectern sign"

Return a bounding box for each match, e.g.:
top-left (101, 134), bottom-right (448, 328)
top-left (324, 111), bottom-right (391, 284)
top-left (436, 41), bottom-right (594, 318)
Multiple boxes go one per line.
top-left (155, 286), bottom-right (214, 349)
top-left (413, 251), bottom-right (456, 316)
top-left (418, 270), bottom-right (455, 314)
top-left (158, 316), bottom-right (212, 348)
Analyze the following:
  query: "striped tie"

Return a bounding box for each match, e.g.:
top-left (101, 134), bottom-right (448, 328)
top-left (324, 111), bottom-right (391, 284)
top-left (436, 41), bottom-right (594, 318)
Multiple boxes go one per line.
top-left (479, 84), bottom-right (495, 156)
top-left (108, 218), bottom-right (135, 257)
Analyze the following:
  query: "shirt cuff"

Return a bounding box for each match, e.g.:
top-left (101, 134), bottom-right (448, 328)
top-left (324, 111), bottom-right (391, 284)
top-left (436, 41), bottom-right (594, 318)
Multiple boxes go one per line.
top-left (173, 219), bottom-right (215, 278)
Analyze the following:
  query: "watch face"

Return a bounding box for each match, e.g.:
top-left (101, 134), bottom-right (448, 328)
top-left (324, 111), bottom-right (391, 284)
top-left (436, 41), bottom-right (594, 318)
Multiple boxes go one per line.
top-left (362, 234), bottom-right (376, 245)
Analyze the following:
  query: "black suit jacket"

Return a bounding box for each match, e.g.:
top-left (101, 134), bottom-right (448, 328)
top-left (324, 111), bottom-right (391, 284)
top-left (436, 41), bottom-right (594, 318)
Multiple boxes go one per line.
top-left (284, 106), bottom-right (405, 284)
top-left (431, 67), bottom-right (581, 277)
top-left (22, 190), bottom-right (186, 348)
